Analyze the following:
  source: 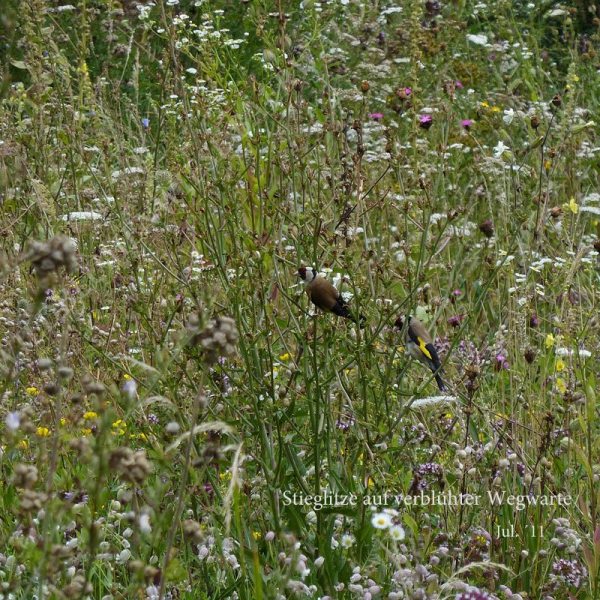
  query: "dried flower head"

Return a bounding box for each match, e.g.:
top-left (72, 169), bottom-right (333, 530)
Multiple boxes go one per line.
top-left (183, 519), bottom-right (204, 543)
top-left (12, 464), bottom-right (38, 489)
top-left (109, 448), bottom-right (152, 484)
top-left (187, 315), bottom-right (239, 365)
top-left (478, 219), bottom-right (494, 238)
top-left (26, 236), bottom-right (77, 277)
top-left (19, 489), bottom-right (48, 512)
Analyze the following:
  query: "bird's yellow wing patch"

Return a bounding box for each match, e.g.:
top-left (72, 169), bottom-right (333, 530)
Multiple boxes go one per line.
top-left (417, 337), bottom-right (432, 360)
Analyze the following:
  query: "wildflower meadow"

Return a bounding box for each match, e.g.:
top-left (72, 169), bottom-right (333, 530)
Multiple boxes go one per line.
top-left (0, 0), bottom-right (599, 598)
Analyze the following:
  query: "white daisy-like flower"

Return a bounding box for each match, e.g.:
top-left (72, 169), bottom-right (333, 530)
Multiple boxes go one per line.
top-left (389, 525), bottom-right (406, 541)
top-left (340, 534), bottom-right (355, 548)
top-left (371, 512), bottom-right (393, 530)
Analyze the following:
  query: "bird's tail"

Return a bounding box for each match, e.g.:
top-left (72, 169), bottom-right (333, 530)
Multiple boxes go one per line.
top-left (332, 301), bottom-right (366, 328)
top-left (434, 372), bottom-right (446, 392)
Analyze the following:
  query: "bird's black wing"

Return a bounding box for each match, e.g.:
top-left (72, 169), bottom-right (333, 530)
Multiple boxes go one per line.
top-left (331, 298), bottom-right (366, 327)
top-left (424, 343), bottom-right (443, 371)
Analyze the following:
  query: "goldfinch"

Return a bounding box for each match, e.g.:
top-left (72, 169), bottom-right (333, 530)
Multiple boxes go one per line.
top-left (297, 267), bottom-right (365, 327)
top-left (394, 315), bottom-right (446, 391)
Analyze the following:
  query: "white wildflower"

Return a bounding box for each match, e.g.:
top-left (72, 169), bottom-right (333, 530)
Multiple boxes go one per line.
top-left (466, 33), bottom-right (489, 46)
top-left (389, 525), bottom-right (406, 541)
top-left (371, 512), bottom-right (393, 530)
top-left (60, 211), bottom-right (103, 222)
top-left (410, 395), bottom-right (457, 408)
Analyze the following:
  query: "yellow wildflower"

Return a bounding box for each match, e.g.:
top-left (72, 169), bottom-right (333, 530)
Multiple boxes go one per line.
top-left (26, 387), bottom-right (39, 396)
top-left (112, 419), bottom-right (127, 435)
top-left (556, 378), bottom-right (567, 394)
top-left (36, 427), bottom-right (51, 437)
top-left (544, 159), bottom-right (552, 171)
top-left (219, 471), bottom-right (232, 481)
top-left (279, 353), bottom-right (291, 362)
top-left (123, 374), bottom-right (132, 381)
top-left (82, 428), bottom-right (92, 436)
top-left (252, 531), bottom-right (262, 541)
top-left (367, 476), bottom-right (375, 488)
top-left (18, 440), bottom-right (29, 450)
top-left (83, 411), bottom-right (98, 420)
top-left (555, 359), bottom-right (566, 372)
top-left (480, 101), bottom-right (489, 108)
top-left (60, 418), bottom-right (67, 426)
top-left (545, 334), bottom-right (555, 349)
top-left (563, 197), bottom-right (578, 214)
top-left (490, 106), bottom-right (501, 113)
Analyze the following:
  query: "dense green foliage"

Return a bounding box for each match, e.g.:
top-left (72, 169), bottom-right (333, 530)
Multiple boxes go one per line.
top-left (0, 1), bottom-right (599, 599)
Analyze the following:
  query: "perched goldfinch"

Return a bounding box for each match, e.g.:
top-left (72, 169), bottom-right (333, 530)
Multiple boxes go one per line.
top-left (297, 267), bottom-right (365, 327)
top-left (394, 315), bottom-right (446, 391)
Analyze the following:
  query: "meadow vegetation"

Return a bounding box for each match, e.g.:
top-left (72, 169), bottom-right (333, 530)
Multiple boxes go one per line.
top-left (0, 0), bottom-right (599, 598)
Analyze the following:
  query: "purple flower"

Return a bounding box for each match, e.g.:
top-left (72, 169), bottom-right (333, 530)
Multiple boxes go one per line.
top-left (396, 87), bottom-right (412, 100)
top-left (448, 315), bottom-right (464, 328)
top-left (336, 415), bottom-right (356, 431)
top-left (461, 119), bottom-right (474, 129)
top-left (529, 313), bottom-right (540, 328)
top-left (141, 118), bottom-right (150, 128)
top-left (419, 114), bottom-right (433, 129)
top-left (456, 589), bottom-right (493, 599)
top-left (552, 558), bottom-right (587, 588)
top-left (495, 353), bottom-right (509, 371)
top-left (368, 112), bottom-right (384, 121)
top-left (455, 80), bottom-right (464, 89)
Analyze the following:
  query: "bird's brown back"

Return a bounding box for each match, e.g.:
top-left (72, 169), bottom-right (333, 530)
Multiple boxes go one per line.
top-left (307, 277), bottom-right (339, 311)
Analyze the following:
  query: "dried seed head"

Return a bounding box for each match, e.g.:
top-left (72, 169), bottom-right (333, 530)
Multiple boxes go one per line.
top-left (26, 236), bottom-right (77, 277)
top-left (43, 382), bottom-right (60, 396)
top-left (182, 519), bottom-right (204, 543)
top-left (188, 315), bottom-right (239, 365)
top-left (82, 375), bottom-right (106, 396)
top-left (62, 575), bottom-right (92, 598)
top-left (478, 219), bottom-right (494, 238)
top-left (19, 489), bottom-right (48, 512)
top-left (69, 437), bottom-right (92, 458)
top-left (12, 464), bottom-right (38, 489)
top-left (550, 206), bottom-right (562, 218)
top-left (58, 366), bottom-right (74, 380)
top-left (37, 358), bottom-right (53, 370)
top-left (109, 448), bottom-right (152, 484)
